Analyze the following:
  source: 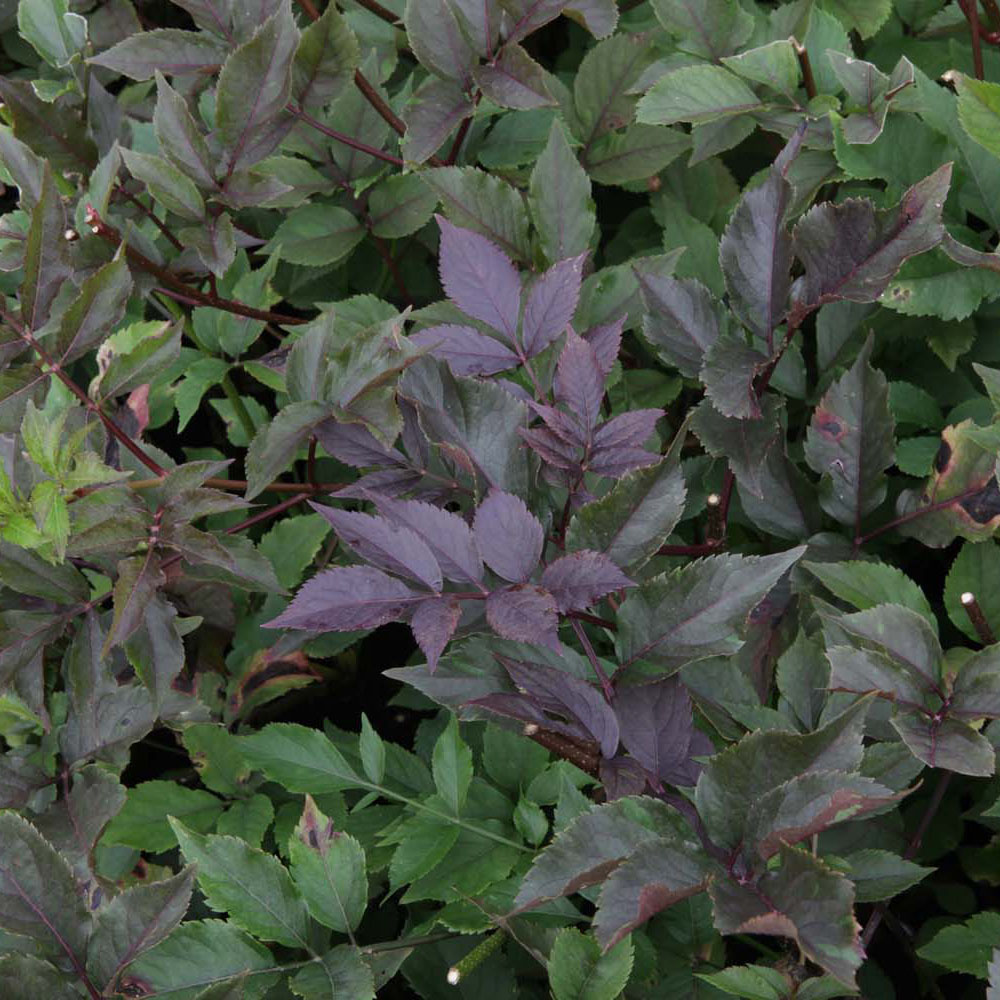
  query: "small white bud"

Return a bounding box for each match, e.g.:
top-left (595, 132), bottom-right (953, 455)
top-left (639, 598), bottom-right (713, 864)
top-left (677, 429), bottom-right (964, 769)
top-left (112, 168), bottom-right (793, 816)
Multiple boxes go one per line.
top-left (446, 968), bottom-right (460, 986)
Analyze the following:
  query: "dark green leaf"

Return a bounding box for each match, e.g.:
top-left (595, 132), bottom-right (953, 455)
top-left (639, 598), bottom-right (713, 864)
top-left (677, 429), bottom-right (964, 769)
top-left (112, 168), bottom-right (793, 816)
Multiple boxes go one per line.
top-left (548, 929), bottom-right (634, 1000)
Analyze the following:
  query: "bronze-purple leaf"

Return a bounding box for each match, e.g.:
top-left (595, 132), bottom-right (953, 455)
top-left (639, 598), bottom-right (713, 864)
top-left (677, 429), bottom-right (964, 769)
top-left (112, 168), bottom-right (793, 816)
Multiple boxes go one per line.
top-left (473, 489), bottom-right (544, 582)
top-left (541, 551), bottom-right (633, 613)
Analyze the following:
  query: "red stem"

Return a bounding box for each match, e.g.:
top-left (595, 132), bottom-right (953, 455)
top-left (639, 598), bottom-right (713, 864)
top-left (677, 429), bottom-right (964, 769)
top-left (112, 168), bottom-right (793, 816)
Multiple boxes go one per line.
top-left (86, 207), bottom-right (307, 325)
top-left (960, 0), bottom-right (986, 77)
top-left (288, 104), bottom-right (406, 167)
top-left (855, 483), bottom-right (986, 546)
top-left (2, 308), bottom-right (167, 477)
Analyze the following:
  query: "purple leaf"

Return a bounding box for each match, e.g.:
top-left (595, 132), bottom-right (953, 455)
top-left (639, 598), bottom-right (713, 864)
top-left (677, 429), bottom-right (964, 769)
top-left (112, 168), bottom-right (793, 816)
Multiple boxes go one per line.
top-left (369, 494), bottom-right (484, 584)
top-left (522, 254), bottom-right (587, 358)
top-left (519, 426), bottom-right (581, 470)
top-left (472, 42), bottom-right (556, 110)
top-left (486, 584), bottom-right (560, 650)
top-left (498, 655), bottom-right (619, 758)
top-left (718, 127), bottom-right (803, 341)
top-left (528, 401), bottom-right (587, 447)
top-left (587, 447), bottom-right (660, 478)
top-left (310, 505), bottom-right (443, 591)
top-left (265, 567), bottom-right (421, 631)
top-left (554, 330), bottom-right (605, 436)
top-left (599, 756), bottom-right (649, 799)
top-left (437, 214), bottom-right (521, 342)
top-left (583, 317), bottom-right (624, 376)
top-left (315, 419), bottom-right (406, 468)
top-left (410, 596), bottom-right (462, 673)
top-left (541, 551), bottom-right (633, 612)
top-left (472, 692), bottom-right (596, 750)
top-left (613, 677), bottom-right (706, 787)
top-left (336, 469), bottom-right (423, 500)
top-left (473, 489), bottom-right (544, 582)
top-left (636, 272), bottom-right (723, 379)
top-left (789, 164), bottom-right (952, 321)
top-left (409, 324), bottom-right (520, 376)
top-left (592, 409), bottom-right (663, 453)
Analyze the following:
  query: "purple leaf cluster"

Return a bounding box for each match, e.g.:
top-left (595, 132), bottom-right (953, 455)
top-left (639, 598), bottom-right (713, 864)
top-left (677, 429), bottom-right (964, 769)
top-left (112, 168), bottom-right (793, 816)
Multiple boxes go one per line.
top-left (470, 659), bottom-right (710, 797)
top-left (266, 489), bottom-right (632, 670)
top-left (411, 216), bottom-right (587, 376)
top-left (523, 328), bottom-right (663, 498)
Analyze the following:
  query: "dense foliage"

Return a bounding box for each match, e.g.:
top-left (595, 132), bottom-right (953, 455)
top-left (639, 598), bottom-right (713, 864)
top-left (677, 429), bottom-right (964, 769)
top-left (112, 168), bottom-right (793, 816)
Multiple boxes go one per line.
top-left (9, 0), bottom-right (1000, 996)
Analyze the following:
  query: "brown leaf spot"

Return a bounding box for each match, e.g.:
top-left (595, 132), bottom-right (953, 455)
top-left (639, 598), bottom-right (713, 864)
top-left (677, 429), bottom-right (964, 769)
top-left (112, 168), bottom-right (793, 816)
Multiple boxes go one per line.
top-left (934, 438), bottom-right (952, 474)
top-left (958, 477), bottom-right (1000, 525)
top-left (814, 409), bottom-right (845, 441)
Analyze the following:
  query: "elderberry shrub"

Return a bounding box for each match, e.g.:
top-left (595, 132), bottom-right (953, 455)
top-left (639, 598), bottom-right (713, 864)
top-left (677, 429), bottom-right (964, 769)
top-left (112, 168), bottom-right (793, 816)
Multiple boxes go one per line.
top-left (2, 1), bottom-right (1000, 997)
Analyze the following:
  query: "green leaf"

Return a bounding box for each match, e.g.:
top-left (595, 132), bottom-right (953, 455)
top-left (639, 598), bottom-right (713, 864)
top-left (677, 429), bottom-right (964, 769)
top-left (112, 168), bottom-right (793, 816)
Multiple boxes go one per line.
top-left (153, 71), bottom-right (215, 188)
top-left (424, 166), bottom-right (531, 263)
top-left (121, 148), bottom-right (205, 221)
top-left (368, 174), bottom-right (437, 238)
top-left (88, 29), bottom-right (227, 80)
top-left (882, 249), bottom-right (1000, 321)
top-left (529, 120), bottom-right (595, 265)
top-left (650, 0), bottom-right (753, 60)
top-left (697, 964), bottom-right (789, 1000)
top-left (710, 845), bottom-right (862, 986)
top-left (891, 711), bottom-right (995, 776)
top-left (264, 204), bottom-right (366, 267)
top-left (288, 795), bottom-right (367, 934)
top-left (388, 812), bottom-right (461, 890)
top-left (945, 541), bottom-right (1000, 643)
top-left (695, 699), bottom-right (871, 853)
top-left (103, 780), bottom-right (225, 852)
top-left (0, 955), bottom-right (81, 1000)
top-left (292, 0), bottom-right (359, 111)
top-left (823, 0), bottom-right (892, 37)
top-left (0, 813), bottom-right (91, 964)
top-left (574, 33), bottom-right (658, 150)
top-left (958, 74), bottom-right (1000, 160)
top-left (215, 0), bottom-right (299, 174)
top-left (59, 612), bottom-right (154, 768)
top-left (258, 512), bottom-right (330, 590)
top-left (359, 713), bottom-right (386, 784)
top-left (182, 724), bottom-right (251, 798)
top-left (842, 849), bottom-right (932, 902)
top-left (803, 560), bottom-right (934, 624)
top-left (97, 320), bottom-right (182, 399)
top-left (722, 40), bottom-right (801, 97)
top-left (245, 401), bottom-right (334, 499)
top-left (174, 356), bottom-right (231, 432)
top-left (584, 123), bottom-right (689, 186)
top-left (514, 798), bottom-right (676, 910)
top-left (53, 254), bottom-right (133, 364)
top-left (917, 911), bottom-right (1000, 976)
top-left (548, 929), bottom-right (634, 1000)
top-left (21, 165), bottom-right (70, 332)
top-left (615, 546), bottom-right (805, 672)
top-left (593, 831), bottom-right (712, 948)
top-left (217, 795), bottom-right (274, 846)
top-left (400, 358), bottom-right (530, 495)
top-left (404, 0), bottom-right (475, 81)
top-left (289, 945), bottom-right (375, 1000)
top-left (86, 868), bottom-right (195, 991)
top-left (637, 65), bottom-right (763, 127)
top-left (129, 920), bottom-right (279, 1000)
top-left (241, 723), bottom-right (363, 793)
top-left (172, 821), bottom-right (310, 949)
top-left (105, 552), bottom-right (164, 652)
top-left (566, 458), bottom-right (686, 574)
top-left (803, 336), bottom-right (895, 528)
top-left (896, 420), bottom-right (1000, 546)
top-left (432, 714), bottom-right (473, 815)
top-left (0, 539), bottom-right (87, 603)
top-left (17, 0), bottom-right (80, 67)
